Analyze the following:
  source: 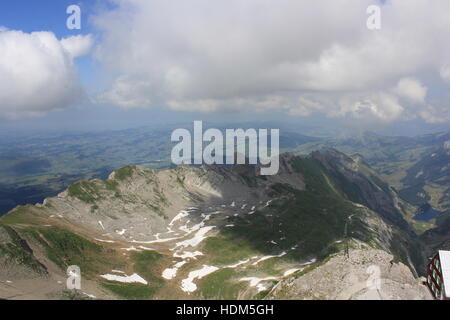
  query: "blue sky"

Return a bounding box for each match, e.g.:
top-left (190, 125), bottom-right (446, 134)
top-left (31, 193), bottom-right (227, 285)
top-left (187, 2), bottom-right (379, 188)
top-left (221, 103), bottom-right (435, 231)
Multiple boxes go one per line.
top-left (0, 1), bottom-right (97, 84)
top-left (0, 1), bottom-right (448, 137)
top-left (0, 1), bottom-right (91, 37)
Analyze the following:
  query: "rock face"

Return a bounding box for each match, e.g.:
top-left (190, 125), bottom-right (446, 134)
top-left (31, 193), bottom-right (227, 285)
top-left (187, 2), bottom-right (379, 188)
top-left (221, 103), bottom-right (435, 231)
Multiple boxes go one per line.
top-left (268, 249), bottom-right (432, 300)
top-left (0, 225), bottom-right (48, 280)
top-left (311, 149), bottom-right (410, 230)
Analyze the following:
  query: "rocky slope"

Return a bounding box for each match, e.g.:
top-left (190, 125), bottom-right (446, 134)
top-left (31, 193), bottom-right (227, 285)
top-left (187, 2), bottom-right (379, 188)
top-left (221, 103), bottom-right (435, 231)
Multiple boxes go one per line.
top-left (267, 249), bottom-right (431, 300)
top-left (0, 150), bottom-right (432, 300)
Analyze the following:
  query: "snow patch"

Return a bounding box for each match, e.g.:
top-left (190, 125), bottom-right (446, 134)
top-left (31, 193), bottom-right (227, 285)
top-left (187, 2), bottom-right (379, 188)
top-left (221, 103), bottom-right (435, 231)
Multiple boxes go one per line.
top-left (181, 265), bottom-right (219, 293)
top-left (302, 258), bottom-right (317, 265)
top-left (162, 261), bottom-right (187, 280)
top-left (94, 238), bottom-right (115, 243)
top-left (169, 210), bottom-right (190, 226)
top-left (283, 268), bottom-right (302, 277)
top-left (179, 221), bottom-right (204, 235)
top-left (174, 226), bottom-right (215, 249)
top-left (239, 276), bottom-right (278, 292)
top-left (116, 229), bottom-right (126, 235)
top-left (122, 245), bottom-right (154, 251)
top-left (226, 259), bottom-right (250, 268)
top-left (252, 252), bottom-right (287, 266)
top-left (122, 246), bottom-right (140, 251)
top-left (131, 236), bottom-right (182, 244)
top-left (173, 251), bottom-right (204, 259)
top-left (82, 292), bottom-right (97, 299)
top-left (100, 273), bottom-right (148, 285)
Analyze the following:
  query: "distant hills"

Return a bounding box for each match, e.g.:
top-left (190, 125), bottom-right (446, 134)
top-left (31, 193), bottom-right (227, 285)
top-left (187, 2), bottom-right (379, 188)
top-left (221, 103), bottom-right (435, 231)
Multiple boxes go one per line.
top-left (1, 126), bottom-right (449, 232)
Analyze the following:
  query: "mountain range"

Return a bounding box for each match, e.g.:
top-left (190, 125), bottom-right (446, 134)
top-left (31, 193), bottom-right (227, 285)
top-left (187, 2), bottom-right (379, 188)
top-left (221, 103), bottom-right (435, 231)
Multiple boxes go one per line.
top-left (0, 149), bottom-right (437, 300)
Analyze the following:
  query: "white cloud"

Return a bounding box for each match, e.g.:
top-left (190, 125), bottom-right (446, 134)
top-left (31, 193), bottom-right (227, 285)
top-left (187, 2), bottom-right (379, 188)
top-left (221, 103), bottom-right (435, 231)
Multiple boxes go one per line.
top-left (440, 65), bottom-right (450, 83)
top-left (61, 34), bottom-right (94, 58)
top-left (338, 92), bottom-right (404, 122)
top-left (420, 103), bottom-right (450, 124)
top-left (98, 76), bottom-right (152, 109)
top-left (0, 30), bottom-right (92, 119)
top-left (394, 78), bottom-right (427, 104)
top-left (93, 0), bottom-right (450, 123)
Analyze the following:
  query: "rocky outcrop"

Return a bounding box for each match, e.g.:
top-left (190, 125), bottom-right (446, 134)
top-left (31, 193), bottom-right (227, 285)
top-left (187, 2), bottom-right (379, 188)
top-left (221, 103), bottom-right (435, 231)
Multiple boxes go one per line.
top-left (0, 225), bottom-right (48, 279)
top-left (268, 249), bottom-right (432, 300)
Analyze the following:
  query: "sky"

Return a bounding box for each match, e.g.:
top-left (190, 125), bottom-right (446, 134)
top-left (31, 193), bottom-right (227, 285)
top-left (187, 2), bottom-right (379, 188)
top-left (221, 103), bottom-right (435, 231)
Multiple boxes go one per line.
top-left (0, 0), bottom-right (449, 136)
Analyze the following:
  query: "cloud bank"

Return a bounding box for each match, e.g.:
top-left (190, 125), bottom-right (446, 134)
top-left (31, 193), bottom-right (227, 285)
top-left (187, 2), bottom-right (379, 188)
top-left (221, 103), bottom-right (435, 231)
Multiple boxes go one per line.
top-left (0, 29), bottom-right (92, 119)
top-left (93, 0), bottom-right (450, 124)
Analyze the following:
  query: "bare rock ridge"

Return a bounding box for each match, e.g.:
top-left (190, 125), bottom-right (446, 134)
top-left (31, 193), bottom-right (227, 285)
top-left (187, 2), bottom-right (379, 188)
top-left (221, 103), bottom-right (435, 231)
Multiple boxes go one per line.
top-left (268, 249), bottom-right (431, 300)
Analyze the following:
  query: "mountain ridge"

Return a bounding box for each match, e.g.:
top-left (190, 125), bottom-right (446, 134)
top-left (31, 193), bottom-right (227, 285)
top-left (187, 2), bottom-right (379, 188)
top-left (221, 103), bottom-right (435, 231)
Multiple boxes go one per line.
top-left (0, 149), bottom-right (432, 300)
